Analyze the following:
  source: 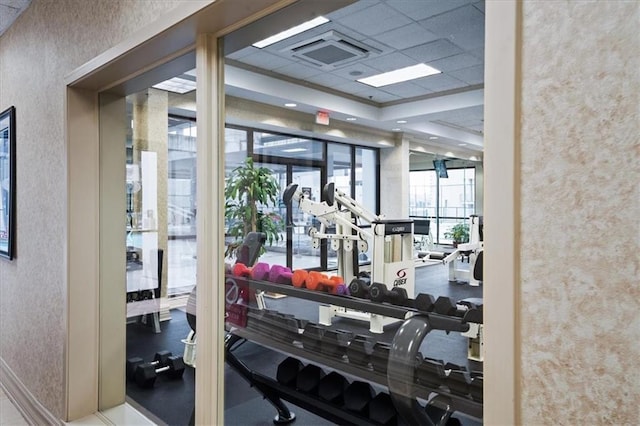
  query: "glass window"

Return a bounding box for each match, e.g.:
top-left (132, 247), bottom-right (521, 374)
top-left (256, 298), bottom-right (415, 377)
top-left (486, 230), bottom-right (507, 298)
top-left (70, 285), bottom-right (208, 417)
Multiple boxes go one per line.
top-left (254, 131), bottom-right (324, 161)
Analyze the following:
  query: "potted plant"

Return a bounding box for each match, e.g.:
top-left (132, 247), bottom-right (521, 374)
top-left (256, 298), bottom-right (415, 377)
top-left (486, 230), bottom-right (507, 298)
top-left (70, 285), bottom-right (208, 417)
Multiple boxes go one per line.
top-left (444, 223), bottom-right (469, 247)
top-left (225, 157), bottom-right (283, 258)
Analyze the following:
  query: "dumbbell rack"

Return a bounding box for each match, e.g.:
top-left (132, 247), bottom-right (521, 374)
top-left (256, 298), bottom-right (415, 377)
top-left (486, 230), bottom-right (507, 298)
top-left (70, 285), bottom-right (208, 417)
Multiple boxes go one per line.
top-left (225, 275), bottom-right (483, 426)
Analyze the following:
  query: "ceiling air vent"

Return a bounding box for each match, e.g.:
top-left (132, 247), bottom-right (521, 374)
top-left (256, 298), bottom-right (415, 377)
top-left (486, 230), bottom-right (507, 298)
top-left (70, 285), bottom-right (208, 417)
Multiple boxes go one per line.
top-left (284, 31), bottom-right (380, 70)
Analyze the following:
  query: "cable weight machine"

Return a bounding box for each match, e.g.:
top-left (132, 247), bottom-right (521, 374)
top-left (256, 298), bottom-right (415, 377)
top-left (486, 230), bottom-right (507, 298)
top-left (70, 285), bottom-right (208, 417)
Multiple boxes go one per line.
top-left (284, 182), bottom-right (415, 333)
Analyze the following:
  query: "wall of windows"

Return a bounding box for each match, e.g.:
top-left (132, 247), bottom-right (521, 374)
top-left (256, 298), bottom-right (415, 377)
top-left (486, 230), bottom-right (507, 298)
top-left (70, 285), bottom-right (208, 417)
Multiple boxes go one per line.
top-left (225, 126), bottom-right (378, 271)
top-left (409, 156), bottom-right (478, 244)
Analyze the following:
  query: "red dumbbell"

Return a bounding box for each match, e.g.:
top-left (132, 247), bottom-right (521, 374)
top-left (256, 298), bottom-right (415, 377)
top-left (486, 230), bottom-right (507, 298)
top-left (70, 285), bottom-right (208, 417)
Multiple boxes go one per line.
top-left (232, 262), bottom-right (271, 280)
top-left (269, 265), bottom-right (293, 285)
top-left (306, 272), bottom-right (346, 295)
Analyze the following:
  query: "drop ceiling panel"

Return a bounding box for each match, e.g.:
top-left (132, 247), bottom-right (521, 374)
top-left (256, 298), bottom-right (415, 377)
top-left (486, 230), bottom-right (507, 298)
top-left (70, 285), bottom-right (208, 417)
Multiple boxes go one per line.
top-left (273, 62), bottom-right (324, 79)
top-left (374, 23), bottom-right (438, 50)
top-left (335, 3), bottom-right (413, 37)
top-left (429, 53), bottom-right (482, 73)
top-left (401, 39), bottom-right (464, 63)
top-left (352, 87), bottom-right (402, 103)
top-left (305, 72), bottom-right (354, 87)
top-left (386, 0), bottom-right (475, 21)
top-left (359, 51), bottom-right (418, 73)
top-left (412, 73), bottom-right (467, 92)
top-left (239, 50), bottom-right (296, 70)
top-left (449, 65), bottom-right (484, 85)
top-left (419, 5), bottom-right (485, 51)
top-left (380, 82), bottom-right (430, 98)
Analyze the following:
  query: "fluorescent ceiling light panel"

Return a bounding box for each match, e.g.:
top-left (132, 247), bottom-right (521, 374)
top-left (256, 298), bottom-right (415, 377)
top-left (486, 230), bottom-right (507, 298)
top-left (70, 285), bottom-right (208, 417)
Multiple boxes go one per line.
top-left (357, 63), bottom-right (441, 87)
top-left (253, 16), bottom-right (330, 49)
top-left (282, 148), bottom-right (307, 153)
top-left (152, 77), bottom-right (196, 94)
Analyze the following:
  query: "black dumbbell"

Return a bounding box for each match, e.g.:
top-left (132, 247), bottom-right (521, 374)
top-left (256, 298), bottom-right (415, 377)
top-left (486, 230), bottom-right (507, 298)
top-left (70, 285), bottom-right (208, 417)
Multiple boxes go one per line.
top-left (444, 363), bottom-right (471, 397)
top-left (318, 371), bottom-right (349, 405)
top-left (369, 283), bottom-right (408, 305)
top-left (343, 381), bottom-right (375, 415)
top-left (320, 329), bottom-right (354, 358)
top-left (134, 355), bottom-right (186, 388)
top-left (414, 293), bottom-right (436, 312)
top-left (415, 357), bottom-right (446, 390)
top-left (276, 357), bottom-right (304, 387)
top-left (346, 334), bottom-right (374, 367)
top-left (348, 278), bottom-right (371, 298)
top-left (434, 296), bottom-right (466, 316)
top-left (296, 364), bottom-right (325, 394)
top-left (369, 392), bottom-right (398, 426)
top-left (371, 342), bottom-right (391, 374)
top-left (126, 350), bottom-right (172, 381)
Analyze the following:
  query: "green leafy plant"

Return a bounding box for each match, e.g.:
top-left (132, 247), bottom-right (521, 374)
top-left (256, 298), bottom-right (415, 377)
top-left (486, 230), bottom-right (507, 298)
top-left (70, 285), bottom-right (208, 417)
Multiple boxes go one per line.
top-left (444, 223), bottom-right (469, 245)
top-left (225, 157), bottom-right (283, 258)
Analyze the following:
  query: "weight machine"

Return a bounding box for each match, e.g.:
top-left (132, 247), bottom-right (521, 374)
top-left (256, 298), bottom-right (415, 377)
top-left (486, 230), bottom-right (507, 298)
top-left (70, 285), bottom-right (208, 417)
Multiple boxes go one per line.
top-left (283, 182), bottom-right (416, 333)
top-left (442, 215), bottom-right (483, 286)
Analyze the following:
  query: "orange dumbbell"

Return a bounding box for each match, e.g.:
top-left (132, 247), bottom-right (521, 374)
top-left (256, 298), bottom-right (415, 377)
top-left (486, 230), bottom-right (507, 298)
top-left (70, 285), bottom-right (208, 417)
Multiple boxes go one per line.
top-left (291, 269), bottom-right (309, 288)
top-left (307, 272), bottom-right (346, 294)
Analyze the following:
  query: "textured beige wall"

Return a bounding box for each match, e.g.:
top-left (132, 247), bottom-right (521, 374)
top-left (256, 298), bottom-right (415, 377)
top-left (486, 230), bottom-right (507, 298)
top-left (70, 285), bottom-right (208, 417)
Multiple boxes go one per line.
top-left (0, 0), bottom-right (186, 419)
top-left (520, 1), bottom-right (639, 423)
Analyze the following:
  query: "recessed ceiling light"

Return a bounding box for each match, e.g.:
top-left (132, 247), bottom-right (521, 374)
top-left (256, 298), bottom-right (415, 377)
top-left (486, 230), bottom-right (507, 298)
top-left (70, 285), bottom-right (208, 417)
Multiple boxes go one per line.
top-left (282, 148), bottom-right (307, 153)
top-left (470, 156), bottom-right (479, 161)
top-left (458, 143), bottom-right (467, 146)
top-left (346, 117), bottom-right (357, 121)
top-left (357, 63), bottom-right (441, 87)
top-left (252, 16), bottom-right (330, 48)
top-left (429, 136), bottom-right (439, 140)
top-left (392, 128), bottom-right (401, 132)
top-left (396, 120), bottom-right (407, 124)
top-left (284, 103), bottom-right (297, 108)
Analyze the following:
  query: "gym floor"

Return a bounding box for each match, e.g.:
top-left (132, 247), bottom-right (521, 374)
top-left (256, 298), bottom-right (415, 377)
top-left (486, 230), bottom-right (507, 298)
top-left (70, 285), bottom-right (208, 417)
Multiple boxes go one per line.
top-left (126, 262), bottom-right (482, 426)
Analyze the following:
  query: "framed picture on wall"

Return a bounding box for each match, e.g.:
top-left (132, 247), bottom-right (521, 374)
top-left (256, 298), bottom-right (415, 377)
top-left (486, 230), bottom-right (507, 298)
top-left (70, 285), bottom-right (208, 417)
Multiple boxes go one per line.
top-left (0, 106), bottom-right (16, 260)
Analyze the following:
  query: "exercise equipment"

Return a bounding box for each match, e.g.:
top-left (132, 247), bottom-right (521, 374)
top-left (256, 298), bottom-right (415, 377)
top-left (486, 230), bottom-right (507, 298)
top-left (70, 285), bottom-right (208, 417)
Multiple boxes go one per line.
top-left (414, 293), bottom-right (436, 312)
top-left (126, 350), bottom-right (172, 381)
top-left (415, 357), bottom-right (446, 390)
top-left (296, 364), bottom-right (325, 394)
top-left (269, 265), bottom-right (293, 285)
top-left (371, 342), bottom-right (391, 374)
top-left (319, 329), bottom-right (353, 358)
top-left (284, 182), bottom-right (416, 333)
top-left (346, 334), bottom-right (374, 367)
top-left (131, 354), bottom-right (186, 388)
top-left (276, 357), bottom-right (304, 387)
top-left (318, 371), bottom-right (349, 405)
top-left (369, 392), bottom-right (398, 426)
top-left (291, 269), bottom-right (347, 294)
top-left (232, 262), bottom-right (271, 281)
top-left (369, 282), bottom-right (408, 305)
top-left (443, 215), bottom-right (484, 286)
top-left (347, 277), bottom-right (371, 298)
top-left (307, 271), bottom-right (346, 294)
top-left (343, 381), bottom-right (375, 415)
top-left (300, 323), bottom-right (325, 353)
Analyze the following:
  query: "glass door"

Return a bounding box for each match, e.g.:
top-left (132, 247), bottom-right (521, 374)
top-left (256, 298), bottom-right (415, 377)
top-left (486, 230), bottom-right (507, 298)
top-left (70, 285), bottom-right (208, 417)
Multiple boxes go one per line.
top-left (290, 165), bottom-right (322, 270)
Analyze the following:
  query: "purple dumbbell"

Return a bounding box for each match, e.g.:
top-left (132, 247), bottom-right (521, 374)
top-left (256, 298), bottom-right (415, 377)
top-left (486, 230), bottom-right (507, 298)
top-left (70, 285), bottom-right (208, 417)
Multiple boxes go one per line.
top-left (250, 262), bottom-right (271, 281)
top-left (269, 265), bottom-right (293, 285)
top-left (334, 284), bottom-right (349, 296)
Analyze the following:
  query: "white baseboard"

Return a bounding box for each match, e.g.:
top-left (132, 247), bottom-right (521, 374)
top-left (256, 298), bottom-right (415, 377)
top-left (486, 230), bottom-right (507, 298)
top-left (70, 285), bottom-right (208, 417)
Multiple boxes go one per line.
top-left (0, 357), bottom-right (62, 425)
